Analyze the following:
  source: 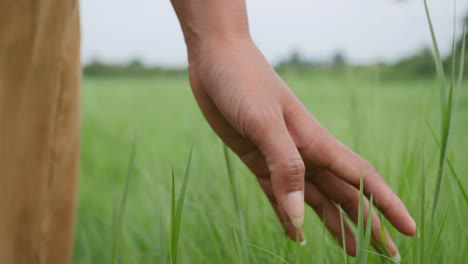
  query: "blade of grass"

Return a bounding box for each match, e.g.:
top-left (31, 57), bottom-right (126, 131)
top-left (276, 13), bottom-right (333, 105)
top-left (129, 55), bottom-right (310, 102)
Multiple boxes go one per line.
top-left (379, 213), bottom-right (387, 255)
top-left (446, 160), bottom-right (468, 204)
top-left (369, 213), bottom-right (388, 259)
top-left (423, 0), bottom-right (447, 111)
top-left (170, 148), bottom-right (193, 264)
top-left (249, 243), bottom-right (290, 264)
top-left (356, 170), bottom-right (365, 264)
top-left (160, 212), bottom-right (167, 262)
top-left (359, 250), bottom-right (399, 264)
top-left (111, 137), bottom-right (137, 264)
top-left (430, 83), bottom-right (453, 223)
top-left (339, 205), bottom-right (348, 264)
top-left (457, 25), bottom-right (466, 93)
top-left (362, 195), bottom-right (374, 264)
top-left (417, 149), bottom-right (426, 264)
top-left (223, 144), bottom-right (249, 263)
top-left (425, 121), bottom-right (468, 205)
top-left (451, 0), bottom-right (457, 90)
top-left (428, 209), bottom-right (449, 262)
top-left (425, 121), bottom-right (468, 240)
top-left (424, 0), bottom-right (456, 225)
top-left (170, 169), bottom-right (176, 263)
top-left (425, 17), bottom-right (467, 208)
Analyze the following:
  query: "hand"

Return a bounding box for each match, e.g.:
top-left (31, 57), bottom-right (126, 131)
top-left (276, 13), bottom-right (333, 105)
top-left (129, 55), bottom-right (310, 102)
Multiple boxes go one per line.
top-left (188, 36), bottom-right (416, 258)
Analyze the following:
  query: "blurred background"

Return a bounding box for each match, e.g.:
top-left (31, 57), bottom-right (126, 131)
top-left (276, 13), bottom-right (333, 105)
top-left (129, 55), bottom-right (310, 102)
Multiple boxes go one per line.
top-left (75, 1), bottom-right (468, 263)
top-left (80, 0), bottom-right (468, 73)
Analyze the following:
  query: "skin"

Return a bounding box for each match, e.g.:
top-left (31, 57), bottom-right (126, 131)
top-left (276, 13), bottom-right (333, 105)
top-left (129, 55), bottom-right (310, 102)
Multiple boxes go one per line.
top-left (170, 0), bottom-right (416, 258)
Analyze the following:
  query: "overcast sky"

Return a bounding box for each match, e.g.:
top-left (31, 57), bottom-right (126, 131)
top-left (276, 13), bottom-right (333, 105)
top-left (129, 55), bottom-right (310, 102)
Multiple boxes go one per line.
top-left (80, 0), bottom-right (468, 66)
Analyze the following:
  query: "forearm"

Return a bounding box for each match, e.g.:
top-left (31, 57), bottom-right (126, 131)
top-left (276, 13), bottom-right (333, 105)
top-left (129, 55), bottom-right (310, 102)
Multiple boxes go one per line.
top-left (170, 0), bottom-right (252, 61)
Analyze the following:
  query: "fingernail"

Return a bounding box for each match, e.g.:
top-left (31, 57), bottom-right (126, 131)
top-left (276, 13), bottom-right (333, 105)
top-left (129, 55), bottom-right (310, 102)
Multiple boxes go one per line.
top-left (410, 217), bottom-right (417, 230)
top-left (392, 251), bottom-right (401, 263)
top-left (285, 191), bottom-right (304, 228)
top-left (300, 239), bottom-right (307, 246)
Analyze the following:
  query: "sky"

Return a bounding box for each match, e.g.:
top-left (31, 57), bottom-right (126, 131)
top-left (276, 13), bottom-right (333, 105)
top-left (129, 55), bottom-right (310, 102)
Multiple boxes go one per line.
top-left (80, 0), bottom-right (468, 67)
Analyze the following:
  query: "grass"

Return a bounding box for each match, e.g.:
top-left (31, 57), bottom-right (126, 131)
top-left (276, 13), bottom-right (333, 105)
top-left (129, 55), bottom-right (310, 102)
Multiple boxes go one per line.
top-left (170, 149), bottom-right (192, 264)
top-left (423, 0), bottom-right (455, 225)
top-left (73, 5), bottom-right (467, 263)
top-left (73, 68), bottom-right (468, 263)
top-left (111, 135), bottom-right (136, 264)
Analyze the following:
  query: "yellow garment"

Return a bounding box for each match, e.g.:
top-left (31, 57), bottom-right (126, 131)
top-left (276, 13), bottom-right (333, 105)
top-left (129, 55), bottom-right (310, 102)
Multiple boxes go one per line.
top-left (0, 1), bottom-right (81, 263)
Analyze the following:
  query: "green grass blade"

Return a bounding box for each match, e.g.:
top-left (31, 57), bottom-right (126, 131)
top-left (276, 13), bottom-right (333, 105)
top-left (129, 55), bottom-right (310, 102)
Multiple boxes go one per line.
top-left (160, 212), bottom-right (167, 262)
top-left (223, 144), bottom-right (249, 263)
top-left (356, 170), bottom-right (365, 263)
top-left (111, 137), bottom-right (136, 264)
top-left (450, 0), bottom-right (457, 90)
top-left (428, 209), bottom-right (449, 262)
top-left (431, 82), bottom-right (453, 222)
top-left (426, 120), bottom-right (468, 206)
top-left (424, 0), bottom-right (457, 226)
top-left (456, 15), bottom-right (466, 92)
top-left (339, 205), bottom-right (348, 264)
top-left (379, 213), bottom-right (387, 254)
top-left (447, 160), bottom-right (468, 204)
top-left (423, 0), bottom-right (447, 111)
top-left (362, 195), bottom-right (374, 264)
top-left (359, 250), bottom-right (399, 263)
top-left (369, 213), bottom-right (388, 258)
top-left (170, 149), bottom-right (193, 264)
top-left (249, 243), bottom-right (291, 264)
top-left (418, 149), bottom-right (426, 264)
top-left (170, 168), bottom-right (176, 263)
top-left (175, 148), bottom-right (193, 229)
top-left (173, 149), bottom-right (193, 264)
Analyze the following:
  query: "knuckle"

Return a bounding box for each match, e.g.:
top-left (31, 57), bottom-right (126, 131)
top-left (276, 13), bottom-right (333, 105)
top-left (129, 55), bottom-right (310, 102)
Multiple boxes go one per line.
top-left (274, 154), bottom-right (305, 181)
top-left (239, 105), bottom-right (279, 142)
top-left (238, 102), bottom-right (260, 136)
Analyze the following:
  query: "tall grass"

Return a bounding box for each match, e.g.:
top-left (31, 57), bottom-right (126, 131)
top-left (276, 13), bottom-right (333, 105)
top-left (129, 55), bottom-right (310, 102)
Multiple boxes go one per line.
top-left (223, 145), bottom-right (250, 263)
top-left (423, 0), bottom-right (466, 225)
top-left (170, 149), bottom-right (193, 264)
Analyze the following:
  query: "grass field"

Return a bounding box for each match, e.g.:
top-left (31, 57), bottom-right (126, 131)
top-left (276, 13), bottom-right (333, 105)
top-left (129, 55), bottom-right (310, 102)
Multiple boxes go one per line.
top-left (73, 69), bottom-right (468, 263)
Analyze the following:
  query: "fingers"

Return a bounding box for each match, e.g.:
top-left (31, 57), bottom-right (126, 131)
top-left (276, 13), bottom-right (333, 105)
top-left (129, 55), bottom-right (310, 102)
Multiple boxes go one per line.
top-left (257, 177), bottom-right (306, 244)
top-left (311, 169), bottom-right (399, 257)
top-left (304, 181), bottom-right (357, 256)
top-left (284, 105), bottom-right (416, 236)
top-left (278, 209), bottom-right (306, 244)
top-left (197, 92), bottom-right (306, 232)
top-left (249, 118), bottom-right (305, 229)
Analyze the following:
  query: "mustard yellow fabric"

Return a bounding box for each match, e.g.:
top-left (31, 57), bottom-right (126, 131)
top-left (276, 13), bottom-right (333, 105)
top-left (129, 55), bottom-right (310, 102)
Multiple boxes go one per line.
top-left (0, 1), bottom-right (81, 263)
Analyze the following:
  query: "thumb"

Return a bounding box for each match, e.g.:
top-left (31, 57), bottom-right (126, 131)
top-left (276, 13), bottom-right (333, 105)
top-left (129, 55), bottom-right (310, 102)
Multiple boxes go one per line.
top-left (253, 120), bottom-right (305, 228)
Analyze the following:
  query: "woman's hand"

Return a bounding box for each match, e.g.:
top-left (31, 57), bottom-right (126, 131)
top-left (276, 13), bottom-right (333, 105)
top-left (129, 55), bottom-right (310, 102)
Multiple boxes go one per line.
top-left (188, 36), bottom-right (415, 259)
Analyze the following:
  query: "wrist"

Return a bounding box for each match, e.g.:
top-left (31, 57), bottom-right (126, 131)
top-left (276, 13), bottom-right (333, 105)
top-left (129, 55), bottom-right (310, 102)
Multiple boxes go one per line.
top-left (170, 0), bottom-right (251, 63)
top-left (185, 30), bottom-right (253, 64)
